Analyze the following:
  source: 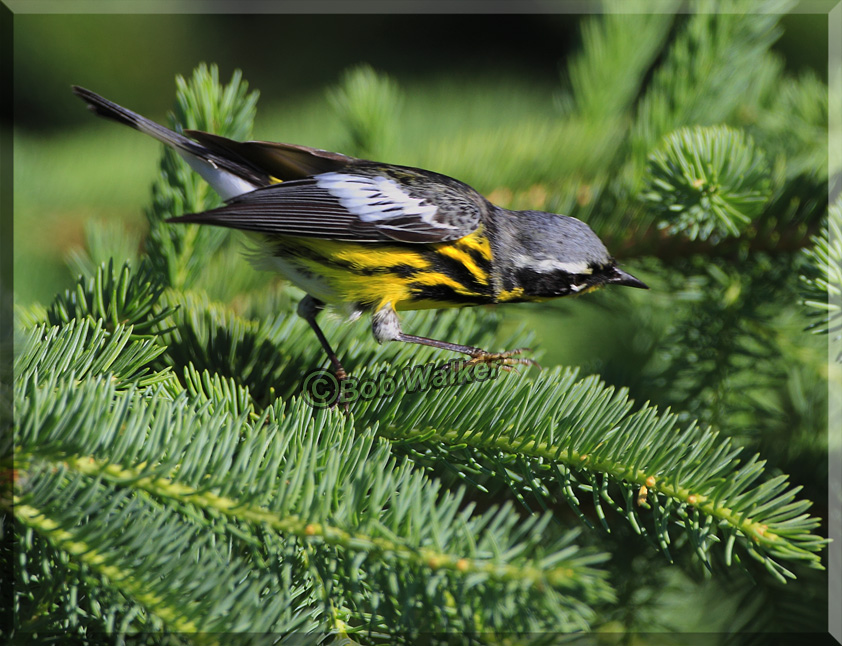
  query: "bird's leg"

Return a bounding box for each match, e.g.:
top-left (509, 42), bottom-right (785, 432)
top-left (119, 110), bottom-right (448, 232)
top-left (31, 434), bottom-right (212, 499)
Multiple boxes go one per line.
top-left (298, 295), bottom-right (348, 382)
top-left (371, 305), bottom-right (538, 371)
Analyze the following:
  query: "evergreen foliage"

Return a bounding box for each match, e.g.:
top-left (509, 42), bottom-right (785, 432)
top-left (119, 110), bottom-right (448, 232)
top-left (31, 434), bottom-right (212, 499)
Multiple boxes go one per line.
top-left (642, 126), bottom-right (771, 240)
top-left (7, 4), bottom-right (833, 642)
top-left (801, 197), bottom-right (842, 338)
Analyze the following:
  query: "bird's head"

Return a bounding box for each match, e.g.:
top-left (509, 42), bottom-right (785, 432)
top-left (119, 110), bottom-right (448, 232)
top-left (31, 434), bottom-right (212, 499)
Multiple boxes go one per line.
top-left (503, 210), bottom-right (648, 297)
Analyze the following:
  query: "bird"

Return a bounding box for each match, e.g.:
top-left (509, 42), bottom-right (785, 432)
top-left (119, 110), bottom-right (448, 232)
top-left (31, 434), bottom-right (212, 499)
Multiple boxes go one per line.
top-left (72, 85), bottom-right (648, 391)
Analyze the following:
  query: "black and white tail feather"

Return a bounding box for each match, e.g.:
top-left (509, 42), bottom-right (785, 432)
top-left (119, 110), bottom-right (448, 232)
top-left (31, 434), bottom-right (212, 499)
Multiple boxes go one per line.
top-left (72, 85), bottom-right (355, 201)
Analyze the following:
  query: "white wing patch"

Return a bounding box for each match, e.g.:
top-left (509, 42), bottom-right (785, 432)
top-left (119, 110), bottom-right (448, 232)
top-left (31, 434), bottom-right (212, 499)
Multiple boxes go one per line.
top-left (316, 172), bottom-right (445, 226)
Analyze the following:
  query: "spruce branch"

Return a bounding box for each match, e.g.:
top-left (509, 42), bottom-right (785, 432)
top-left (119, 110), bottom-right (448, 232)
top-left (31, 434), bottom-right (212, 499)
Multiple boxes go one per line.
top-left (639, 253), bottom-right (806, 437)
top-left (13, 369), bottom-right (614, 637)
top-left (800, 198), bottom-right (842, 336)
top-left (44, 259), bottom-right (175, 339)
top-left (180, 363), bottom-right (256, 419)
top-left (559, 4), bottom-right (676, 123)
top-left (351, 366), bottom-right (826, 583)
top-left (11, 471), bottom-right (313, 636)
top-left (15, 320), bottom-right (170, 390)
top-left (641, 126), bottom-right (771, 240)
top-left (545, 6), bottom-right (677, 181)
top-left (328, 64), bottom-right (403, 160)
top-left (752, 68), bottom-right (828, 181)
top-left (629, 0), bottom-right (792, 176)
top-left (553, 3), bottom-right (823, 264)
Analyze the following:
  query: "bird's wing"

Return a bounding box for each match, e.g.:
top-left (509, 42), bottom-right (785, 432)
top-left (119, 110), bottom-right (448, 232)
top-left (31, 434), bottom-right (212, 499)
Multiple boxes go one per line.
top-left (167, 168), bottom-right (485, 244)
top-left (185, 131), bottom-right (357, 181)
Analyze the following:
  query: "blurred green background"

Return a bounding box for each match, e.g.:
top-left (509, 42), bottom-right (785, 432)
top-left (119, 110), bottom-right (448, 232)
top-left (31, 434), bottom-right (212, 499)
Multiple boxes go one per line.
top-left (12, 8), bottom-right (827, 371)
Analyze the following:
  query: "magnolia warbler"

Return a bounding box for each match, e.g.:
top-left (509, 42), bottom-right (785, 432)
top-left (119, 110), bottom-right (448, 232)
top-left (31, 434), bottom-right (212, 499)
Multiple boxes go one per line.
top-left (73, 86), bottom-right (647, 383)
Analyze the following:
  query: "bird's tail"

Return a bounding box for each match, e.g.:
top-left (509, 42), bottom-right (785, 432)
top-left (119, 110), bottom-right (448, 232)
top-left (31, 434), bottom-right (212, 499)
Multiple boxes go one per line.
top-left (72, 85), bottom-right (206, 156)
top-left (73, 85), bottom-right (362, 199)
top-left (71, 86), bottom-right (266, 199)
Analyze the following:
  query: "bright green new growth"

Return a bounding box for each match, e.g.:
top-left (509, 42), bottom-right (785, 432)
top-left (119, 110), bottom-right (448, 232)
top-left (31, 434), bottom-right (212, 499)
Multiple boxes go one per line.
top-left (9, 3), bottom-right (831, 641)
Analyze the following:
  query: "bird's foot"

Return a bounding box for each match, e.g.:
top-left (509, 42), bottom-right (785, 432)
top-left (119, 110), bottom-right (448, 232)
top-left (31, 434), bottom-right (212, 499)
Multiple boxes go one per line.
top-left (464, 348), bottom-right (540, 373)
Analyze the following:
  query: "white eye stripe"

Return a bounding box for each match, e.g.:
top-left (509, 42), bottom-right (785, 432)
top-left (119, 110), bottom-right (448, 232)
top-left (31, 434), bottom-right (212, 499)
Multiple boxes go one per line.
top-left (317, 172), bottom-right (444, 225)
top-left (513, 254), bottom-right (594, 275)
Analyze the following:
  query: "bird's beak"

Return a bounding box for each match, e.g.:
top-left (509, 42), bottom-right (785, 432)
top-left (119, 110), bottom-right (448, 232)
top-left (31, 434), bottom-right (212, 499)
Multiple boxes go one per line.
top-left (611, 267), bottom-right (649, 290)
